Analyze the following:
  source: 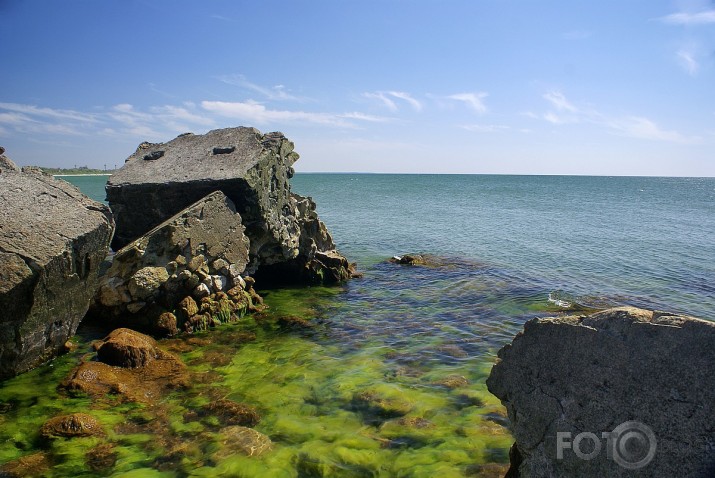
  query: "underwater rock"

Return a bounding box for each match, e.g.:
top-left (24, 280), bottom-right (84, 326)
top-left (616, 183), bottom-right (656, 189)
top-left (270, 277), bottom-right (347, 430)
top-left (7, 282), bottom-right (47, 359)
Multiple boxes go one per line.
top-left (0, 451), bottom-right (51, 477)
top-left (433, 374), bottom-right (470, 389)
top-left (62, 329), bottom-right (188, 403)
top-left (91, 191), bottom-right (253, 334)
top-left (202, 399), bottom-right (261, 427)
top-left (487, 307), bottom-right (715, 478)
top-left (96, 328), bottom-right (160, 368)
top-left (106, 126), bottom-right (355, 284)
top-left (214, 426), bottom-right (272, 458)
top-left (352, 388), bottom-right (414, 422)
top-left (275, 315), bottom-right (316, 330)
top-left (0, 154), bottom-right (114, 380)
top-left (85, 443), bottom-right (118, 473)
top-left (40, 413), bottom-right (104, 439)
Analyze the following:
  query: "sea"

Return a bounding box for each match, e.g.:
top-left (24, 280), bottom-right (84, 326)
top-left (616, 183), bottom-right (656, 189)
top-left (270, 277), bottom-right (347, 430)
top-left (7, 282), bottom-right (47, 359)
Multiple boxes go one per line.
top-left (1, 173), bottom-right (712, 477)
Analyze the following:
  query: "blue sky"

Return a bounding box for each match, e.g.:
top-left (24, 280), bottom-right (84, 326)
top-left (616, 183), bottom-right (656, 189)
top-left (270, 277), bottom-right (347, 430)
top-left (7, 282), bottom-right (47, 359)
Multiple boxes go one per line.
top-left (1, 1), bottom-right (713, 175)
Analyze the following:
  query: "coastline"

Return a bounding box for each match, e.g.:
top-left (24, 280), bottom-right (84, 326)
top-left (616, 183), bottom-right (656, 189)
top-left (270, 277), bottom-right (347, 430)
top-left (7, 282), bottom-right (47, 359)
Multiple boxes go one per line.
top-left (53, 173), bottom-right (112, 177)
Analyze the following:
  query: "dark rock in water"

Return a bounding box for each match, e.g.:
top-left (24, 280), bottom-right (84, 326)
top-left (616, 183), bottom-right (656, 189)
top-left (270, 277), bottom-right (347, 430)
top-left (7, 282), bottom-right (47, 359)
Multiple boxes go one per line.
top-left (106, 127), bottom-right (354, 283)
top-left (40, 413), bottom-right (104, 439)
top-left (487, 306), bottom-right (715, 478)
top-left (202, 398), bottom-right (261, 427)
top-left (352, 388), bottom-right (414, 422)
top-left (0, 154), bottom-right (114, 380)
top-left (91, 190), bottom-right (253, 333)
top-left (85, 443), bottom-right (117, 473)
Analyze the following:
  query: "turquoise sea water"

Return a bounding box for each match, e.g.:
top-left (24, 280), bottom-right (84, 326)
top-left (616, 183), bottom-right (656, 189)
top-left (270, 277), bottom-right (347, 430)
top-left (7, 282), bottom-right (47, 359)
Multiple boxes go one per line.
top-left (3, 173), bottom-right (705, 476)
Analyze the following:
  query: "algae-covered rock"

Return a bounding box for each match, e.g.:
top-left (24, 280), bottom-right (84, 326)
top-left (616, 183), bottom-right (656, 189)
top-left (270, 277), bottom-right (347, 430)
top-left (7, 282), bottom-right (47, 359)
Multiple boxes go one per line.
top-left (40, 413), bottom-right (104, 439)
top-left (202, 399), bottom-right (261, 427)
top-left (0, 451), bottom-right (52, 477)
top-left (85, 443), bottom-right (118, 473)
top-left (487, 307), bottom-right (715, 478)
top-left (352, 387), bottom-right (414, 422)
top-left (213, 426), bottom-right (272, 458)
top-left (0, 154), bottom-right (114, 379)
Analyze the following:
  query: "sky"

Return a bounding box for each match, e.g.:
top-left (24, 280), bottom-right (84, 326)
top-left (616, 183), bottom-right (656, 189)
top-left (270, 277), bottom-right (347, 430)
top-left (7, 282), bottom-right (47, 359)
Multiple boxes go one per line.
top-left (0, 0), bottom-right (714, 176)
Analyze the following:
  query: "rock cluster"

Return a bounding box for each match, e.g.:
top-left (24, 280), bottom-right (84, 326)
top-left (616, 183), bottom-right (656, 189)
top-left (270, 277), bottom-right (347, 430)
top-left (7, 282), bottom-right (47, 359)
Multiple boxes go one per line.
top-left (487, 307), bottom-right (715, 478)
top-left (92, 190), bottom-right (262, 334)
top-left (0, 152), bottom-right (114, 380)
top-left (106, 127), bottom-right (356, 284)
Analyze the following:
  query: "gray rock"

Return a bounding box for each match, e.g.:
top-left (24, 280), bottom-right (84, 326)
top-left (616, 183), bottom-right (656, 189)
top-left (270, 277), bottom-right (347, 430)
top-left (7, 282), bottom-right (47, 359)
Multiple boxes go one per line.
top-left (92, 191), bottom-right (249, 331)
top-left (107, 127), bottom-right (354, 283)
top-left (0, 163), bottom-right (114, 380)
top-left (487, 307), bottom-right (715, 478)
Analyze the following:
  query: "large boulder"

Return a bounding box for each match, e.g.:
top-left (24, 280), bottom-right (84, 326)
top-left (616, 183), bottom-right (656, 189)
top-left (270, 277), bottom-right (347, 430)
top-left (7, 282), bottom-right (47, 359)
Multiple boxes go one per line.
top-left (487, 307), bottom-right (715, 478)
top-left (92, 190), bottom-right (255, 332)
top-left (106, 127), bottom-right (354, 283)
top-left (0, 154), bottom-right (114, 380)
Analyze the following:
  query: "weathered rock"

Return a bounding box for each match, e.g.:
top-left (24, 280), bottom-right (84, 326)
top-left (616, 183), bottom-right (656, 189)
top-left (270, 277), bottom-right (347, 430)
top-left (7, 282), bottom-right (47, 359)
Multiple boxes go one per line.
top-left (91, 191), bottom-right (252, 334)
top-left (0, 157), bottom-right (114, 380)
top-left (487, 307), bottom-right (715, 478)
top-left (106, 127), bottom-right (354, 283)
top-left (40, 413), bottom-right (104, 439)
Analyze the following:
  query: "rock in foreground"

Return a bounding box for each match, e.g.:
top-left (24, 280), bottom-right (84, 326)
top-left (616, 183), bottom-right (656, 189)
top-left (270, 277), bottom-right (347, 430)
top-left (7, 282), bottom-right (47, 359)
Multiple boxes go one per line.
top-left (0, 154), bottom-right (114, 380)
top-left (487, 307), bottom-right (715, 478)
top-left (107, 127), bottom-right (355, 283)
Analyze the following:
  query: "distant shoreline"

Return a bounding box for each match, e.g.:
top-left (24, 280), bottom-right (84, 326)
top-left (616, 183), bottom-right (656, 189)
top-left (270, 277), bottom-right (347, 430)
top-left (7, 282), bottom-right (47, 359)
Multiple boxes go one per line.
top-left (53, 173), bottom-right (112, 177)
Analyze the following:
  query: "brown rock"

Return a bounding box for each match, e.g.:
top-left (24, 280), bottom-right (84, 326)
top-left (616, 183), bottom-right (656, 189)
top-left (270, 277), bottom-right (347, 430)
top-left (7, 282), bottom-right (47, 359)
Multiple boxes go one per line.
top-left (96, 328), bottom-right (159, 368)
top-left (40, 413), bottom-right (103, 439)
top-left (0, 452), bottom-right (51, 477)
top-left (214, 426), bottom-right (272, 459)
top-left (203, 399), bottom-right (261, 427)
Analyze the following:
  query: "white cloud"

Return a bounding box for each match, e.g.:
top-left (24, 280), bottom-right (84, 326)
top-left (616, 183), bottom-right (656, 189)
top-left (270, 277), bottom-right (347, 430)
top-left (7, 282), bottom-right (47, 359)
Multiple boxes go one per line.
top-left (340, 112), bottom-right (392, 122)
top-left (201, 100), bottom-right (352, 127)
top-left (543, 91), bottom-right (577, 112)
top-left (447, 93), bottom-right (488, 114)
top-left (659, 9), bottom-right (715, 25)
top-left (363, 91), bottom-right (422, 111)
top-left (0, 102), bottom-right (98, 123)
top-left (607, 116), bottom-right (701, 144)
top-left (677, 49), bottom-right (700, 75)
top-left (461, 124), bottom-right (508, 133)
top-left (217, 74), bottom-right (305, 101)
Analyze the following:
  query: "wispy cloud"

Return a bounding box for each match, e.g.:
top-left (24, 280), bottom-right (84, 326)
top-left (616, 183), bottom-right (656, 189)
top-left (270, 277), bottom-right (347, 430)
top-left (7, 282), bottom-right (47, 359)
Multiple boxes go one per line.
top-left (201, 100), bottom-right (353, 127)
top-left (363, 91), bottom-right (422, 111)
top-left (0, 102), bottom-right (98, 123)
top-left (607, 116), bottom-right (701, 144)
top-left (340, 112), bottom-right (393, 122)
top-left (659, 9), bottom-right (715, 25)
top-left (543, 91), bottom-right (577, 112)
top-left (461, 124), bottom-right (508, 133)
top-left (677, 48), bottom-right (700, 75)
top-left (217, 74), bottom-right (306, 101)
top-left (447, 93), bottom-right (488, 114)
top-left (531, 91), bottom-right (701, 144)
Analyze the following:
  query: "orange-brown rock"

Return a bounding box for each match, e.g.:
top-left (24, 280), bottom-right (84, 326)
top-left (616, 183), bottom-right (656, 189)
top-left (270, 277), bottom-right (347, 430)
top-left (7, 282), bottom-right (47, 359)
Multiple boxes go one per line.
top-left (40, 413), bottom-right (104, 439)
top-left (96, 328), bottom-right (159, 368)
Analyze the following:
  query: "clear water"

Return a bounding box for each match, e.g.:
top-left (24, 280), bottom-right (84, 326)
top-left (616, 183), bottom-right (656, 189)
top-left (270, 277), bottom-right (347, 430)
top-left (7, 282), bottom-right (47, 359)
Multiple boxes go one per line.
top-left (1, 173), bottom-right (709, 477)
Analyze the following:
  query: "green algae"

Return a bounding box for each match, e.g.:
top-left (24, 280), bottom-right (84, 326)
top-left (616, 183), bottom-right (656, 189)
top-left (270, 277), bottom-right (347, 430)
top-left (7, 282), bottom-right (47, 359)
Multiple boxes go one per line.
top-left (0, 267), bottom-right (537, 477)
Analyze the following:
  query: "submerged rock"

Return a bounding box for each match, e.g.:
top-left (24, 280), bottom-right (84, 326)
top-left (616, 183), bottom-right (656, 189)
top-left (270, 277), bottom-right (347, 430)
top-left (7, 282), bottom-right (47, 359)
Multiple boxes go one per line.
top-left (0, 154), bottom-right (114, 380)
top-left (62, 328), bottom-right (188, 403)
top-left (0, 451), bottom-right (52, 477)
top-left (106, 127), bottom-right (354, 284)
top-left (213, 426), bottom-right (272, 458)
top-left (202, 399), bottom-right (261, 427)
top-left (40, 413), bottom-right (104, 439)
top-left (487, 306), bottom-right (715, 478)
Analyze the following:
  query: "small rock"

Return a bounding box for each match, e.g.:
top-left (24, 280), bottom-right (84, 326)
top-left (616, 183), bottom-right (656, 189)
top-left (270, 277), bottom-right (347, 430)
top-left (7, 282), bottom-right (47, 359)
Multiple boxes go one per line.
top-left (126, 301), bottom-right (146, 314)
top-left (96, 328), bottom-right (159, 368)
top-left (193, 283), bottom-right (211, 299)
top-left (127, 266), bottom-right (169, 300)
top-left (179, 296), bottom-right (199, 318)
top-left (433, 374), bottom-right (470, 389)
top-left (212, 258), bottom-right (229, 274)
top-left (177, 269), bottom-right (192, 281)
top-left (86, 443), bottom-right (118, 473)
top-left (212, 275), bottom-right (228, 292)
top-left (156, 312), bottom-right (178, 336)
top-left (188, 254), bottom-right (206, 272)
top-left (40, 413), bottom-right (103, 439)
top-left (203, 399), bottom-right (261, 427)
top-left (214, 426), bottom-right (272, 459)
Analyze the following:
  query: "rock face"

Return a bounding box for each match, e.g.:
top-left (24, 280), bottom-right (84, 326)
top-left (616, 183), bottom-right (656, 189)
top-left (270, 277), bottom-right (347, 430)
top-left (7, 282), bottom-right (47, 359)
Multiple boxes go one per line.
top-left (92, 190), bottom-right (257, 333)
top-left (106, 127), bottom-right (354, 283)
top-left (487, 307), bottom-right (715, 478)
top-left (0, 157), bottom-right (114, 380)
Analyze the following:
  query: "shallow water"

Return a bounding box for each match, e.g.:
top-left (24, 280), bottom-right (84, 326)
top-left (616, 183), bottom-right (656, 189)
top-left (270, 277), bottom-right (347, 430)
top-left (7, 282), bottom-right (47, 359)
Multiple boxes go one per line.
top-left (2, 173), bottom-right (711, 476)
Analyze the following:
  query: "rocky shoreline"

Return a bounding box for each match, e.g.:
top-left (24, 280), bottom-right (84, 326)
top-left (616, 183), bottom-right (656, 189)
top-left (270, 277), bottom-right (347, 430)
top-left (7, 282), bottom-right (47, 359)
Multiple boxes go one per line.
top-left (1, 127), bottom-right (357, 380)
